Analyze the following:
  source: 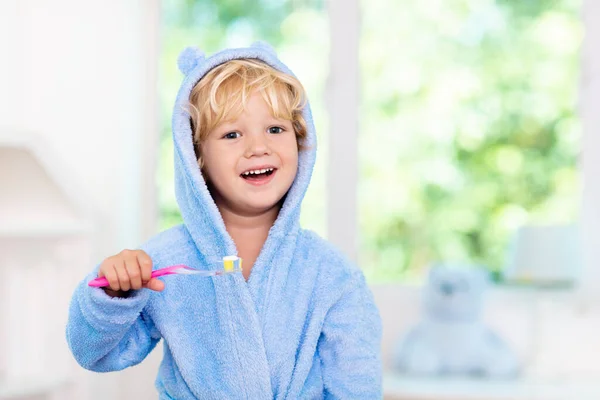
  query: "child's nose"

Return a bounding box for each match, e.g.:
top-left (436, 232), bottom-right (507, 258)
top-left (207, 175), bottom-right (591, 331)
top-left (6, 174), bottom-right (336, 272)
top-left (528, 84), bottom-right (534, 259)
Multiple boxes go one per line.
top-left (245, 134), bottom-right (271, 157)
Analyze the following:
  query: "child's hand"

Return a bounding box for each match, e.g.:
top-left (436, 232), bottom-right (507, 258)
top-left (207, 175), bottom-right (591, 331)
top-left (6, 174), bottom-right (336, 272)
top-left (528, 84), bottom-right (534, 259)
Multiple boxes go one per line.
top-left (98, 249), bottom-right (165, 297)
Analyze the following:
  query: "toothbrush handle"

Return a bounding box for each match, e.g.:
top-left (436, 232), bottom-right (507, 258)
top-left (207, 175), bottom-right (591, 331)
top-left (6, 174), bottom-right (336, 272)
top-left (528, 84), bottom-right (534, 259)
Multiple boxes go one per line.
top-left (87, 266), bottom-right (181, 288)
top-left (87, 276), bottom-right (113, 288)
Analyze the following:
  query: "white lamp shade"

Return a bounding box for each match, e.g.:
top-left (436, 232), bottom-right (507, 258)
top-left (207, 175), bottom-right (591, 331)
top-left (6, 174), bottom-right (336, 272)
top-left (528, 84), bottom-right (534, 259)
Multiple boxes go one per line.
top-left (503, 224), bottom-right (582, 286)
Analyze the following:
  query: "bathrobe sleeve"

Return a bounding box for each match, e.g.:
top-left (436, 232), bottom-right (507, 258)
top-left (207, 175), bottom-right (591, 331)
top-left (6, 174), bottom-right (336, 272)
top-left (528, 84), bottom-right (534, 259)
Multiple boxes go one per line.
top-left (65, 270), bottom-right (161, 372)
top-left (318, 271), bottom-right (383, 399)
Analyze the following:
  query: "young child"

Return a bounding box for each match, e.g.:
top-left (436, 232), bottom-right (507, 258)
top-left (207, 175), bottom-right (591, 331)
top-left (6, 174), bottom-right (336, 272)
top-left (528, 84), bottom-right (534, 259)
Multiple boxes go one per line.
top-left (66, 42), bottom-right (382, 399)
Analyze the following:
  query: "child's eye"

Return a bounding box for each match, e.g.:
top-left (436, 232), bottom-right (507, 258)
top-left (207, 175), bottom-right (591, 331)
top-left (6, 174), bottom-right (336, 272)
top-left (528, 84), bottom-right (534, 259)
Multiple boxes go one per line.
top-left (223, 131), bottom-right (241, 139)
top-left (268, 126), bottom-right (284, 134)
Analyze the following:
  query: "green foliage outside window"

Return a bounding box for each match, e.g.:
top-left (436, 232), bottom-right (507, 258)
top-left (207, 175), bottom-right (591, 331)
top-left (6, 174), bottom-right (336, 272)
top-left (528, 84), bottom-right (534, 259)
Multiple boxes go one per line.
top-left (359, 0), bottom-right (582, 282)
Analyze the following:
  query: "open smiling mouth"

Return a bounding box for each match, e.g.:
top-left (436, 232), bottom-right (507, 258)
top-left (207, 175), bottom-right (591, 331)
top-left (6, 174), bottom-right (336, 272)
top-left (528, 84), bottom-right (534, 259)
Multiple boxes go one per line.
top-left (240, 167), bottom-right (277, 183)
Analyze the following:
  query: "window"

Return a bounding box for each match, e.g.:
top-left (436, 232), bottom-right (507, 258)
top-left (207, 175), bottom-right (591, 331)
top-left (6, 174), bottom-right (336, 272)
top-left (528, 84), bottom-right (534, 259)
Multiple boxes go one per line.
top-left (157, 0), bottom-right (584, 285)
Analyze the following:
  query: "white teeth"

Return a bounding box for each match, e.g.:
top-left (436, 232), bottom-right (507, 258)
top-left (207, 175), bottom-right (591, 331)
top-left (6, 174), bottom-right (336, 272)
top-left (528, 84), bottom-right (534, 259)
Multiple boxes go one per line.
top-left (242, 167), bottom-right (274, 176)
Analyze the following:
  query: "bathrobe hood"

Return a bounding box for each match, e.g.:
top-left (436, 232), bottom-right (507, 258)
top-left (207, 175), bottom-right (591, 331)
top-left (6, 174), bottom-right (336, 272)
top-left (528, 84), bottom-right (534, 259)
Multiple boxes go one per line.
top-left (172, 41), bottom-right (316, 268)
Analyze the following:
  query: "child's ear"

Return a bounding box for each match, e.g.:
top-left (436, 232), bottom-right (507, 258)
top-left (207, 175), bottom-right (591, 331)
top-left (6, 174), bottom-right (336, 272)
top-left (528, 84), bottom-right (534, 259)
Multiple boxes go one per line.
top-left (192, 136), bottom-right (203, 164)
top-left (198, 158), bottom-right (210, 182)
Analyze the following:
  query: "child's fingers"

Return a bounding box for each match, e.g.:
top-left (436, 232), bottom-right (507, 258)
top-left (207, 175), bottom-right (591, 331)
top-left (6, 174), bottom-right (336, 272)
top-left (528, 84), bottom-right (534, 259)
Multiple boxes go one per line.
top-left (125, 257), bottom-right (143, 290)
top-left (136, 252), bottom-right (153, 283)
top-left (114, 260), bottom-right (131, 292)
top-left (144, 278), bottom-right (165, 292)
top-left (97, 260), bottom-right (108, 278)
top-left (97, 250), bottom-right (156, 294)
top-left (102, 262), bottom-right (121, 292)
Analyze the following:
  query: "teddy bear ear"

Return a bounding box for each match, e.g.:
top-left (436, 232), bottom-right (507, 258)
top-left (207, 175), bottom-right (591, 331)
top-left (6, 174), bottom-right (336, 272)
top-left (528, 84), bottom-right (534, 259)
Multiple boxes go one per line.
top-left (177, 46), bottom-right (206, 75)
top-left (251, 40), bottom-right (277, 57)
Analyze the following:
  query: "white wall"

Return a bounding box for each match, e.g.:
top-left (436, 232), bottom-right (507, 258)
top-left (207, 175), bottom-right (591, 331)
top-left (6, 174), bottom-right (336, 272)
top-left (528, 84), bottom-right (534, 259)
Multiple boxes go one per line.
top-left (0, 0), bottom-right (160, 253)
top-left (0, 0), bottom-right (161, 399)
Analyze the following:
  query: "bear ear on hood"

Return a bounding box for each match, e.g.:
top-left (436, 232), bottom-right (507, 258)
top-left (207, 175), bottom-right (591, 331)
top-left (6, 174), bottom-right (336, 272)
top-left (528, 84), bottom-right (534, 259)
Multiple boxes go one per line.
top-left (177, 46), bottom-right (206, 75)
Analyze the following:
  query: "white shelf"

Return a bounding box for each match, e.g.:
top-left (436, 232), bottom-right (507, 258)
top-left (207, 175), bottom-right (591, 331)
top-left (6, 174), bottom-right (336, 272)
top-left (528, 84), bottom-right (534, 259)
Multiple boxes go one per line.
top-left (0, 375), bottom-right (68, 399)
top-left (384, 374), bottom-right (600, 400)
top-left (0, 128), bottom-right (96, 228)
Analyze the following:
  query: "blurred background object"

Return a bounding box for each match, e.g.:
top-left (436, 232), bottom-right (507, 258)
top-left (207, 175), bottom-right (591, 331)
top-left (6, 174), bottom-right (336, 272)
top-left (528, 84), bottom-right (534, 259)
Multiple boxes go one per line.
top-left (502, 224), bottom-right (581, 287)
top-left (393, 265), bottom-right (520, 379)
top-left (0, 130), bottom-right (94, 396)
top-left (2, 0), bottom-right (600, 399)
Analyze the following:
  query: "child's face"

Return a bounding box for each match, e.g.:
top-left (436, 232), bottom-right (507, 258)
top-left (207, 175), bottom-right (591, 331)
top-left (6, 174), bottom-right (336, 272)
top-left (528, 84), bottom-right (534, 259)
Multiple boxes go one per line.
top-left (201, 92), bottom-right (299, 215)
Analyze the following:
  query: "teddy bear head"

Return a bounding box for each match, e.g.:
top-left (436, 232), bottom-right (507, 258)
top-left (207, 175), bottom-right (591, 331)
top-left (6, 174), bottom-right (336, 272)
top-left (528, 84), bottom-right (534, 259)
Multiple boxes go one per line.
top-left (422, 264), bottom-right (490, 322)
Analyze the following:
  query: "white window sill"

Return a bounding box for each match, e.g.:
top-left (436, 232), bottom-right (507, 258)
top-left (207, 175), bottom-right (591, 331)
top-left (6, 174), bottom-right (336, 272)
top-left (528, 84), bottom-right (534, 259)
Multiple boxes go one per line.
top-left (383, 373), bottom-right (600, 400)
top-left (370, 282), bottom-right (579, 303)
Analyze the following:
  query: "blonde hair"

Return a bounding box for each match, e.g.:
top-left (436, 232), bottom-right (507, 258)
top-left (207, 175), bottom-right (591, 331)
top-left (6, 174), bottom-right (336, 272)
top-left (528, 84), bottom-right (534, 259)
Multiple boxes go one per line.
top-left (187, 59), bottom-right (308, 166)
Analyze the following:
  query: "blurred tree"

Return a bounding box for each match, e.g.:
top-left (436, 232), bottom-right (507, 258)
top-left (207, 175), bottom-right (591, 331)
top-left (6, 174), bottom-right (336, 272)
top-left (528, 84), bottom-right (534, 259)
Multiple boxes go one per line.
top-left (360, 0), bottom-right (582, 282)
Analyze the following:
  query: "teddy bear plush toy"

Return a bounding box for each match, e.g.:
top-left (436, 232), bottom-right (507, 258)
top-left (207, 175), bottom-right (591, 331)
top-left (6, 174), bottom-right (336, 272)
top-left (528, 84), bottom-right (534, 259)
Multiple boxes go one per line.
top-left (393, 265), bottom-right (520, 378)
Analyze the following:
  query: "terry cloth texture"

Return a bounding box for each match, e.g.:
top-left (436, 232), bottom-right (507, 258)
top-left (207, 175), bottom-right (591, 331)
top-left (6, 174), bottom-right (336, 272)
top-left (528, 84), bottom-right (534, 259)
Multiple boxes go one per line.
top-left (66, 41), bottom-right (382, 399)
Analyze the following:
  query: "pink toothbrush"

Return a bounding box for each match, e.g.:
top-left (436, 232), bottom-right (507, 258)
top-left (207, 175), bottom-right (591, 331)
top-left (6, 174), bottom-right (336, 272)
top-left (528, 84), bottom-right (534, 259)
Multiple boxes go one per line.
top-left (88, 256), bottom-right (242, 288)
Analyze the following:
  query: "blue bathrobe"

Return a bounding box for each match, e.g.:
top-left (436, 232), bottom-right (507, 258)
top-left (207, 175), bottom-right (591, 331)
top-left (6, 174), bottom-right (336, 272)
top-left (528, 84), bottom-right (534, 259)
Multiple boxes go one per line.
top-left (66, 42), bottom-right (382, 399)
